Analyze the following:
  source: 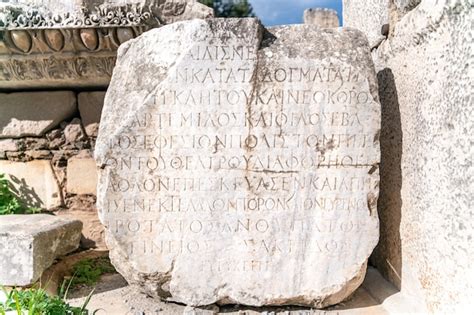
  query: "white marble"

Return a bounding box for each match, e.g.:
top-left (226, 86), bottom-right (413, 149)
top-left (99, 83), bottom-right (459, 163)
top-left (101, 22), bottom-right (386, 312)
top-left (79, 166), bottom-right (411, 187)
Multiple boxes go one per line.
top-left (96, 18), bottom-right (381, 308)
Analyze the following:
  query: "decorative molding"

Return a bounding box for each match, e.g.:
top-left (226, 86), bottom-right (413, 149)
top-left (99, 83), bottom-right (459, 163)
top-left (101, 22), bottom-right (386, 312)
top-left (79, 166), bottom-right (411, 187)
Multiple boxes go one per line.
top-left (0, 4), bottom-right (154, 89)
top-left (0, 24), bottom-right (149, 89)
top-left (0, 55), bottom-right (117, 81)
top-left (1, 26), bottom-right (150, 55)
top-left (0, 4), bottom-right (156, 30)
top-left (0, 1), bottom-right (212, 89)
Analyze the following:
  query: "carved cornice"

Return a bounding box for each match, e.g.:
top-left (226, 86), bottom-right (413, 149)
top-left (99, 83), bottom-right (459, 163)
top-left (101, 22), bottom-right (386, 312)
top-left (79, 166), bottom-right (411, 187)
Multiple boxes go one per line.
top-left (0, 1), bottom-right (212, 90)
top-left (0, 4), bottom-right (154, 89)
top-left (0, 55), bottom-right (116, 84)
top-left (0, 24), bottom-right (150, 89)
top-left (0, 26), bottom-right (151, 55)
top-left (0, 4), bottom-right (157, 30)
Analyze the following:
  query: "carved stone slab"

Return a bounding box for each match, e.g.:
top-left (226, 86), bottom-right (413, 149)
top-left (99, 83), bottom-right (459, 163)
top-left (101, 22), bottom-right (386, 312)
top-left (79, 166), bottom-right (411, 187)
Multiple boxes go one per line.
top-left (95, 18), bottom-right (381, 308)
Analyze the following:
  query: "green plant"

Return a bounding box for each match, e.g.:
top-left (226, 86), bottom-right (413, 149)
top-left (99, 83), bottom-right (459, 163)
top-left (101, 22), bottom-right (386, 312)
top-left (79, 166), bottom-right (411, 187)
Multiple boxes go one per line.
top-left (0, 283), bottom-right (94, 315)
top-left (0, 174), bottom-right (41, 215)
top-left (0, 173), bottom-right (22, 215)
top-left (70, 257), bottom-right (116, 288)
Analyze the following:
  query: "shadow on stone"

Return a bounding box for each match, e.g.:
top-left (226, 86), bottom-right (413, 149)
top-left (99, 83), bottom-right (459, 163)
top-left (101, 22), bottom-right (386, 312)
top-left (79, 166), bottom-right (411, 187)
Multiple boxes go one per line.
top-left (370, 68), bottom-right (403, 293)
top-left (8, 174), bottom-right (43, 209)
top-left (68, 273), bottom-right (128, 299)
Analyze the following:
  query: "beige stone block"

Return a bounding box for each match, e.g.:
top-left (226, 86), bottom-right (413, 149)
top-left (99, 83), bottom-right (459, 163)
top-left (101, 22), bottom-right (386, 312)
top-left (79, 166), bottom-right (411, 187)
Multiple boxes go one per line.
top-left (0, 160), bottom-right (62, 209)
top-left (0, 139), bottom-right (18, 153)
top-left (0, 91), bottom-right (76, 138)
top-left (67, 158), bottom-right (97, 195)
top-left (303, 8), bottom-right (340, 27)
top-left (78, 91), bottom-right (106, 137)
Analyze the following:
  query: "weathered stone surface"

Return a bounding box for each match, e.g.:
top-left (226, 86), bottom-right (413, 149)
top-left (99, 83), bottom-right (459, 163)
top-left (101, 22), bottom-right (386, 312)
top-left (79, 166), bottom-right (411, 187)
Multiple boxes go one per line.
top-left (0, 214), bottom-right (82, 286)
top-left (67, 267), bottom-right (402, 314)
top-left (393, 0), bottom-right (421, 14)
top-left (56, 208), bottom-right (105, 249)
top-left (0, 91), bottom-right (76, 138)
top-left (67, 157), bottom-right (98, 195)
top-left (64, 118), bottom-right (87, 144)
top-left (303, 8), bottom-right (340, 27)
top-left (0, 160), bottom-right (62, 209)
top-left (0, 139), bottom-right (17, 154)
top-left (344, 0), bottom-right (473, 313)
top-left (78, 91), bottom-right (106, 137)
top-left (343, 0), bottom-right (389, 48)
top-left (24, 150), bottom-right (52, 160)
top-left (6, 0), bottom-right (213, 22)
top-left (96, 18), bottom-right (381, 308)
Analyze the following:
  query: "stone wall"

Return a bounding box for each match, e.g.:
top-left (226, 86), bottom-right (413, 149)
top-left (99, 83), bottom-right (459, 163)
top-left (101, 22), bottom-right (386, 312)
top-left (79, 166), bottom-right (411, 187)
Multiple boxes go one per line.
top-left (343, 0), bottom-right (473, 313)
top-left (0, 91), bottom-right (106, 248)
top-left (0, 0), bottom-right (213, 251)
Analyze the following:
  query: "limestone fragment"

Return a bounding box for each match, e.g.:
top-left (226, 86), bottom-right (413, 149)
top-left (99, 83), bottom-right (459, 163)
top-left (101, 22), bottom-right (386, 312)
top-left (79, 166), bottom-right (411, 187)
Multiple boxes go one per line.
top-left (343, 0), bottom-right (473, 313)
top-left (64, 118), bottom-right (86, 144)
top-left (343, 0), bottom-right (389, 48)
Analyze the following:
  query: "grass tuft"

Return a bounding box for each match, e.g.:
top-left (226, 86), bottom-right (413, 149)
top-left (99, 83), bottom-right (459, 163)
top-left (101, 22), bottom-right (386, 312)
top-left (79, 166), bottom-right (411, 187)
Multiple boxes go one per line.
top-left (0, 173), bottom-right (41, 215)
top-left (69, 257), bottom-right (116, 288)
top-left (0, 281), bottom-right (93, 315)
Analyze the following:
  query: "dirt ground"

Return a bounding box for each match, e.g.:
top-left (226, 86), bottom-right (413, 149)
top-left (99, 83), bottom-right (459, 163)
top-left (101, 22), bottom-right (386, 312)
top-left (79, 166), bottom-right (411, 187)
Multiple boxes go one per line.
top-left (67, 267), bottom-right (419, 315)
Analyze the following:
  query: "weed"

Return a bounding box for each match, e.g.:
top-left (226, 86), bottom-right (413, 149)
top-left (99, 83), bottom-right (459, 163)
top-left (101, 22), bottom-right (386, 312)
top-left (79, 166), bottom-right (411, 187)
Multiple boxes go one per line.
top-left (0, 174), bottom-right (41, 215)
top-left (0, 281), bottom-right (94, 315)
top-left (70, 257), bottom-right (116, 288)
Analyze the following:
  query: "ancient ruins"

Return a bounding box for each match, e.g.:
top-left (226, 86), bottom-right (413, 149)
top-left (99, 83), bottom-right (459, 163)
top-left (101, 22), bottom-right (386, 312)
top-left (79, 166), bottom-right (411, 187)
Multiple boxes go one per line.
top-left (0, 0), bottom-right (471, 314)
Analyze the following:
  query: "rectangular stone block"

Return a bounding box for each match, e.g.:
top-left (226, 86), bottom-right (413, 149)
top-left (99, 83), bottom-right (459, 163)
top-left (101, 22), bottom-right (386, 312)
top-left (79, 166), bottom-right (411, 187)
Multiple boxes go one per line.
top-left (78, 91), bottom-right (106, 137)
top-left (56, 208), bottom-right (106, 249)
top-left (303, 8), bottom-right (340, 27)
top-left (0, 214), bottom-right (82, 286)
top-left (67, 157), bottom-right (98, 195)
top-left (0, 91), bottom-right (76, 138)
top-left (0, 139), bottom-right (18, 154)
top-left (0, 160), bottom-right (62, 209)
